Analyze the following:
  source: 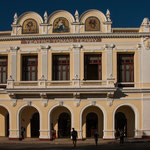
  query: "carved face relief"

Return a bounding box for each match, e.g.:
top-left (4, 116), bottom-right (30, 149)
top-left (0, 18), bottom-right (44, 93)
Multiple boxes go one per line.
top-left (85, 17), bottom-right (100, 31)
top-left (53, 17), bottom-right (69, 33)
top-left (22, 19), bottom-right (38, 34)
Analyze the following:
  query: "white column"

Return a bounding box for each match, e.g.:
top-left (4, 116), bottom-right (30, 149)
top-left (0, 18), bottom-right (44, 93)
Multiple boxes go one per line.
top-left (40, 45), bottom-right (50, 80)
top-left (105, 44), bottom-right (115, 79)
top-left (10, 47), bottom-right (19, 81)
top-left (72, 44), bottom-right (82, 80)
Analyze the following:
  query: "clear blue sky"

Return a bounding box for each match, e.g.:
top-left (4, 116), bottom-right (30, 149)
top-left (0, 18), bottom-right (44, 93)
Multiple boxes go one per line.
top-left (0, 0), bottom-right (150, 31)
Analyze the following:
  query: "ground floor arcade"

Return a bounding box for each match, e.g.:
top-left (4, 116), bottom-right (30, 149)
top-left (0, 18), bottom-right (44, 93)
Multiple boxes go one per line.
top-left (0, 100), bottom-right (142, 140)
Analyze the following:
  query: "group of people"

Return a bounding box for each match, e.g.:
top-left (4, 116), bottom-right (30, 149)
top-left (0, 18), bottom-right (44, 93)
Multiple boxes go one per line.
top-left (71, 128), bottom-right (126, 147)
top-left (71, 128), bottom-right (99, 147)
top-left (20, 127), bottom-right (125, 146)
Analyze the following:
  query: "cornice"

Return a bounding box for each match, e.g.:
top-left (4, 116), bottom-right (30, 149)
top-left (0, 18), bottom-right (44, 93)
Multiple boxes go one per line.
top-left (0, 33), bottom-right (150, 41)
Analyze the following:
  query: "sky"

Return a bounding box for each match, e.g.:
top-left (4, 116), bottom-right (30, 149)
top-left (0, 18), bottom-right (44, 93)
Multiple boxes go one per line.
top-left (0, 0), bottom-right (150, 31)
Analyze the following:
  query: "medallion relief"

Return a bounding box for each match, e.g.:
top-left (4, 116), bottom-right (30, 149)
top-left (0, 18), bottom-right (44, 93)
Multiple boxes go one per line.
top-left (85, 17), bottom-right (100, 31)
top-left (22, 19), bottom-right (38, 34)
top-left (53, 17), bottom-right (69, 33)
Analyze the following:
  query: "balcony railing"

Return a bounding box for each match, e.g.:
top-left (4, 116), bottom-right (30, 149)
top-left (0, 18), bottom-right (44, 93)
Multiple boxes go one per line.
top-left (6, 79), bottom-right (115, 89)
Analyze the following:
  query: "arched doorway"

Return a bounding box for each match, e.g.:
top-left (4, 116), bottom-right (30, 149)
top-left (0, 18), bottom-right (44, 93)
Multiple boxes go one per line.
top-left (58, 112), bottom-right (71, 138)
top-left (82, 106), bottom-right (103, 138)
top-left (31, 112), bottom-right (39, 138)
top-left (0, 106), bottom-right (9, 137)
top-left (50, 106), bottom-right (72, 138)
top-left (115, 106), bottom-right (135, 137)
top-left (19, 106), bottom-right (40, 138)
top-left (86, 112), bottom-right (98, 137)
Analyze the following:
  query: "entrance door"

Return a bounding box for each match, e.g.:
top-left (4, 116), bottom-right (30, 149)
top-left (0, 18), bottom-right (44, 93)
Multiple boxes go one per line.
top-left (31, 112), bottom-right (39, 138)
top-left (86, 112), bottom-right (98, 137)
top-left (115, 112), bottom-right (127, 136)
top-left (58, 112), bottom-right (71, 138)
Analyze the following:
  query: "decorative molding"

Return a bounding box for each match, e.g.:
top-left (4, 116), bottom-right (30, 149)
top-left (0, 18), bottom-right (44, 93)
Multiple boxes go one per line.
top-left (51, 47), bottom-right (72, 51)
top-left (20, 48), bottom-right (40, 52)
top-left (1, 33), bottom-right (150, 41)
top-left (40, 93), bottom-right (47, 99)
top-left (115, 46), bottom-right (139, 50)
top-left (40, 45), bottom-right (51, 49)
top-left (72, 44), bottom-right (82, 48)
top-left (59, 101), bottom-right (63, 106)
top-left (11, 99), bottom-right (17, 107)
top-left (142, 37), bottom-right (150, 50)
top-left (105, 44), bottom-right (115, 49)
top-left (73, 92), bottom-right (80, 99)
top-left (9, 46), bottom-right (19, 55)
top-left (74, 99), bottom-right (80, 107)
top-left (39, 75), bottom-right (47, 81)
top-left (42, 99), bottom-right (48, 107)
top-left (8, 93), bottom-right (16, 99)
top-left (91, 101), bottom-right (96, 106)
top-left (0, 49), bottom-right (9, 53)
top-left (107, 98), bottom-right (113, 107)
top-left (73, 74), bottom-right (79, 80)
top-left (82, 47), bottom-right (104, 51)
top-left (27, 100), bottom-right (32, 106)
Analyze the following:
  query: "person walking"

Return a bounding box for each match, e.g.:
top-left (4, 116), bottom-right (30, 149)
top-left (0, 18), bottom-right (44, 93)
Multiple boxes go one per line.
top-left (94, 131), bottom-right (99, 146)
top-left (21, 126), bottom-right (25, 140)
top-left (119, 130), bottom-right (124, 144)
top-left (71, 128), bottom-right (78, 147)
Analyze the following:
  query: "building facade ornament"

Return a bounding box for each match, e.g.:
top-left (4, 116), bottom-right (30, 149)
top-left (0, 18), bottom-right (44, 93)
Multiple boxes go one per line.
top-left (107, 98), bottom-right (113, 107)
top-left (40, 93), bottom-right (47, 99)
top-left (44, 11), bottom-right (48, 24)
top-left (106, 9), bottom-right (111, 22)
top-left (142, 37), bottom-right (150, 50)
top-left (142, 18), bottom-right (149, 26)
top-left (27, 100), bottom-right (32, 106)
top-left (104, 44), bottom-right (115, 49)
top-left (13, 13), bottom-right (18, 25)
top-left (59, 101), bottom-right (63, 106)
top-left (42, 99), bottom-right (48, 107)
top-left (74, 99), bottom-right (80, 107)
top-left (75, 10), bottom-right (79, 23)
top-left (11, 99), bottom-right (17, 107)
top-left (91, 101), bottom-right (96, 106)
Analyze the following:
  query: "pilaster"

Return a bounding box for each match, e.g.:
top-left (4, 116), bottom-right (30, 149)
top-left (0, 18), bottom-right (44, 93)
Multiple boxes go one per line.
top-left (10, 47), bottom-right (19, 81)
top-left (40, 45), bottom-right (50, 80)
top-left (105, 44), bottom-right (115, 80)
top-left (72, 44), bottom-right (82, 80)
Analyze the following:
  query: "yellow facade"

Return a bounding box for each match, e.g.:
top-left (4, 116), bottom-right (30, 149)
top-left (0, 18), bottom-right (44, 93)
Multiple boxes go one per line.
top-left (0, 9), bottom-right (150, 140)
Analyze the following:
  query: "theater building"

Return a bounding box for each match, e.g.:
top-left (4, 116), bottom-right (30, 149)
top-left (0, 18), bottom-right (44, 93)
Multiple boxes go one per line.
top-left (0, 9), bottom-right (150, 140)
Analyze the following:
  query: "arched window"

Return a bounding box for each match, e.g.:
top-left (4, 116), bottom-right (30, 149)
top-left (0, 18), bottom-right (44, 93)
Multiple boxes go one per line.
top-left (53, 17), bottom-right (69, 33)
top-left (85, 17), bottom-right (100, 31)
top-left (22, 19), bottom-right (38, 34)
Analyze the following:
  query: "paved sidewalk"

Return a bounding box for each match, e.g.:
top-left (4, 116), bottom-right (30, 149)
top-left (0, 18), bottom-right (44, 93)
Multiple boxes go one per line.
top-left (0, 137), bottom-right (150, 145)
